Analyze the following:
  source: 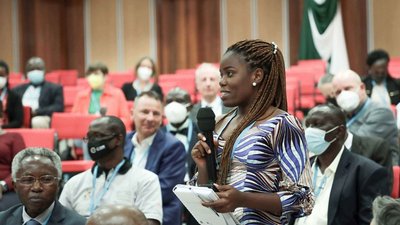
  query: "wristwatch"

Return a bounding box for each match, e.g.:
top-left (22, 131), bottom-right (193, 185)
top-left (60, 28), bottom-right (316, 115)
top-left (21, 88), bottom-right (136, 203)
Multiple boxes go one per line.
top-left (0, 180), bottom-right (8, 192)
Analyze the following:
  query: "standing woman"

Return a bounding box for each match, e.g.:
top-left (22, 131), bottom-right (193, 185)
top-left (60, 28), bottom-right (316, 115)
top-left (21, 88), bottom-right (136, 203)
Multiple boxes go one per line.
top-left (191, 40), bottom-right (313, 224)
top-left (0, 60), bottom-right (23, 128)
top-left (122, 56), bottom-right (164, 101)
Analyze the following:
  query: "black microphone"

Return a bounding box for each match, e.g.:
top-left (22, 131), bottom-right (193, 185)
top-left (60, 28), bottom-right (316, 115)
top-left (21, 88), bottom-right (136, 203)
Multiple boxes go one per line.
top-left (196, 107), bottom-right (217, 183)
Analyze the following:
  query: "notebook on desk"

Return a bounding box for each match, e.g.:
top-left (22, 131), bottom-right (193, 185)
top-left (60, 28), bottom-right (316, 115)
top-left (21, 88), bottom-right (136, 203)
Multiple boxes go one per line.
top-left (173, 184), bottom-right (240, 225)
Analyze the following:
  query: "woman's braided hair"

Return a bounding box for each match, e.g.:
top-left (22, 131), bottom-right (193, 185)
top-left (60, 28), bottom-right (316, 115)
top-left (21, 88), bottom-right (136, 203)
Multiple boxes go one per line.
top-left (216, 39), bottom-right (287, 184)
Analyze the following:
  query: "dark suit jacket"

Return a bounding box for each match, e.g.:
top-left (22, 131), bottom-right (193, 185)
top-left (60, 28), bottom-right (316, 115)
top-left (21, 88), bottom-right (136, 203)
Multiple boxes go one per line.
top-left (121, 82), bottom-right (163, 101)
top-left (161, 119), bottom-right (200, 178)
top-left (2, 88), bottom-right (23, 128)
top-left (189, 102), bottom-right (232, 125)
top-left (351, 134), bottom-right (393, 184)
top-left (124, 130), bottom-right (186, 225)
top-left (291, 149), bottom-right (390, 225)
top-left (0, 200), bottom-right (86, 225)
top-left (13, 81), bottom-right (64, 116)
top-left (363, 75), bottom-right (400, 105)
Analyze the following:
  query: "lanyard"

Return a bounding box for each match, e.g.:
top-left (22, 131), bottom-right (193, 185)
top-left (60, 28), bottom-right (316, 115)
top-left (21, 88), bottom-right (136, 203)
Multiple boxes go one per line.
top-left (346, 99), bottom-right (371, 127)
top-left (312, 163), bottom-right (328, 197)
top-left (0, 88), bottom-right (6, 101)
top-left (89, 159), bottom-right (125, 214)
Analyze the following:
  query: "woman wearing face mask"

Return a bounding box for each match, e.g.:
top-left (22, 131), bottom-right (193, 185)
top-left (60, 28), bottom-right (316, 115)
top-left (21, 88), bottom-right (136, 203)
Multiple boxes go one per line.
top-left (0, 60), bottom-right (23, 128)
top-left (121, 57), bottom-right (164, 101)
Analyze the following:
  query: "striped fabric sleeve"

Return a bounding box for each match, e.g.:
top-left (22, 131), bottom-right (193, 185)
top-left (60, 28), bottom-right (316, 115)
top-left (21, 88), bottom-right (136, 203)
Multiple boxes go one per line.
top-left (274, 116), bottom-right (314, 220)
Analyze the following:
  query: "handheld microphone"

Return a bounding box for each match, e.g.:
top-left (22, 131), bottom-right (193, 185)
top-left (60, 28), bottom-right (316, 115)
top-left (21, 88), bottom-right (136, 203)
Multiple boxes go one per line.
top-left (196, 107), bottom-right (217, 183)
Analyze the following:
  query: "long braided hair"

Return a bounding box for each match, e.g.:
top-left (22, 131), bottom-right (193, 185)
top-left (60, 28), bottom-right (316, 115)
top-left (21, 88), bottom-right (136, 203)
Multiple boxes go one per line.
top-left (216, 39), bottom-right (287, 184)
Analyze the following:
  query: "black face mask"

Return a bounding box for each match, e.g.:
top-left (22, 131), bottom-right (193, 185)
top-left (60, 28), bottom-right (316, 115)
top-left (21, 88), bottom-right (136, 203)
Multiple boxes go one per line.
top-left (87, 136), bottom-right (117, 160)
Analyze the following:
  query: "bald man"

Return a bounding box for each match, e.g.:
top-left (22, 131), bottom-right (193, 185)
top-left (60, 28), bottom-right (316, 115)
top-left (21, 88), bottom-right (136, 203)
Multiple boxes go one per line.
top-left (86, 205), bottom-right (147, 225)
top-left (332, 69), bottom-right (399, 165)
top-left (13, 57), bottom-right (64, 128)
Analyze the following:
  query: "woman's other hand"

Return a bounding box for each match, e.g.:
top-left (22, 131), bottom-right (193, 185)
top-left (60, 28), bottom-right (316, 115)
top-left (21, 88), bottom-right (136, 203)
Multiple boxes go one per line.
top-left (202, 184), bottom-right (244, 213)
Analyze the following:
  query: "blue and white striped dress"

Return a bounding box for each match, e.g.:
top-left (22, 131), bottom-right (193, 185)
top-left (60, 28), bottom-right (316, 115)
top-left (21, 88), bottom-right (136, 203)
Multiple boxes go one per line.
top-left (217, 112), bottom-right (313, 224)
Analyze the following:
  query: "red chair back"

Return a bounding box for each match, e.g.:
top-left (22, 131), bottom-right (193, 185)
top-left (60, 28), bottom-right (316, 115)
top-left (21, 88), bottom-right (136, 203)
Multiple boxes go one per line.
top-left (391, 166), bottom-right (400, 198)
top-left (5, 128), bottom-right (56, 149)
top-left (51, 113), bottom-right (99, 139)
top-left (63, 86), bottom-right (81, 112)
top-left (56, 70), bottom-right (78, 86)
top-left (23, 106), bottom-right (31, 128)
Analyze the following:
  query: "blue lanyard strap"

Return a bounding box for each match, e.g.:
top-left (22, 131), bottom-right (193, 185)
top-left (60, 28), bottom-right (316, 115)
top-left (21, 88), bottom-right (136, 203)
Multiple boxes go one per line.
top-left (346, 99), bottom-right (371, 127)
top-left (89, 159), bottom-right (125, 214)
top-left (312, 162), bottom-right (328, 197)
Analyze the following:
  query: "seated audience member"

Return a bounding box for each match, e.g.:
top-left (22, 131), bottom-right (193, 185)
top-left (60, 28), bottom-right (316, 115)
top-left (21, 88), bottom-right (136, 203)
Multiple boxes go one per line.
top-left (87, 205), bottom-right (148, 225)
top-left (363, 49), bottom-right (400, 106)
top-left (59, 116), bottom-right (162, 225)
top-left (294, 104), bottom-right (390, 225)
top-left (332, 69), bottom-right (399, 165)
top-left (190, 63), bottom-right (231, 124)
top-left (13, 57), bottom-right (64, 128)
top-left (0, 104), bottom-right (26, 211)
top-left (124, 91), bottom-right (186, 225)
top-left (121, 57), bottom-right (163, 101)
top-left (0, 147), bottom-right (86, 225)
top-left (317, 73), bottom-right (337, 105)
top-left (162, 87), bottom-right (199, 180)
top-left (72, 62), bottom-right (130, 125)
top-left (0, 60), bottom-right (23, 128)
top-left (371, 196), bottom-right (400, 225)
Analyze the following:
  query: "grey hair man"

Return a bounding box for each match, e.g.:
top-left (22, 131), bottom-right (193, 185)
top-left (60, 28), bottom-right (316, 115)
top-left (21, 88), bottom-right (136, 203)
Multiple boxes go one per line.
top-left (371, 196), bottom-right (400, 225)
top-left (86, 205), bottom-right (148, 225)
top-left (0, 147), bottom-right (86, 225)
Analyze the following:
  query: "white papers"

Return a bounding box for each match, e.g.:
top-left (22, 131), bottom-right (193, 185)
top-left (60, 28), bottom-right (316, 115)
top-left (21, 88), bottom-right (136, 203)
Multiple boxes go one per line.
top-left (173, 184), bottom-right (240, 225)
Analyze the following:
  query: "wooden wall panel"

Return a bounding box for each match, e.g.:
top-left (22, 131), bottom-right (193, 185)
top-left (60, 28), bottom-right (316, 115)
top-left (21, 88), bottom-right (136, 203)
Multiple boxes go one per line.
top-left (372, 0), bottom-right (400, 58)
top-left (258, 0), bottom-right (284, 55)
top-left (123, 0), bottom-right (151, 70)
top-left (90, 0), bottom-right (117, 71)
top-left (226, 0), bottom-right (251, 46)
top-left (0, 0), bottom-right (14, 70)
top-left (156, 0), bottom-right (220, 74)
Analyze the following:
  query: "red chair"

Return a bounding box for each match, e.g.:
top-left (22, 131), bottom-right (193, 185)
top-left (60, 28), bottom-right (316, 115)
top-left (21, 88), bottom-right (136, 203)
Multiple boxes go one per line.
top-left (391, 166), bottom-right (400, 198)
top-left (51, 113), bottom-right (99, 139)
top-left (23, 106), bottom-right (32, 128)
top-left (45, 72), bottom-right (60, 83)
top-left (107, 72), bottom-right (134, 88)
top-left (8, 78), bottom-right (28, 89)
top-left (63, 86), bottom-right (81, 112)
top-left (62, 160), bottom-right (94, 173)
top-left (56, 70), bottom-right (78, 86)
top-left (5, 128), bottom-right (56, 149)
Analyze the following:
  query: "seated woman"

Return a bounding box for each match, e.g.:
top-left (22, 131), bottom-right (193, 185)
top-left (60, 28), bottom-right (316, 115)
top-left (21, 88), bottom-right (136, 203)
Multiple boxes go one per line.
top-left (122, 57), bottom-right (163, 101)
top-left (191, 40), bottom-right (313, 224)
top-left (0, 60), bottom-right (23, 128)
top-left (0, 102), bottom-right (26, 211)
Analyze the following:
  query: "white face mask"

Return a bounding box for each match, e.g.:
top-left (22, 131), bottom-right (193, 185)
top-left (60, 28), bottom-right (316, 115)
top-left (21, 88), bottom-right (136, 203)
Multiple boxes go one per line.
top-left (305, 126), bottom-right (338, 155)
top-left (27, 70), bottom-right (45, 85)
top-left (164, 101), bottom-right (188, 124)
top-left (0, 77), bottom-right (6, 89)
top-left (336, 90), bottom-right (360, 112)
top-left (137, 67), bottom-right (153, 81)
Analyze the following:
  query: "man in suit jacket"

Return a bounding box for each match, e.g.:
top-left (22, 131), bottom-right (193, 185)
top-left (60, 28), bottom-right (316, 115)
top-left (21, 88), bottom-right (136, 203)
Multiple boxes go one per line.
top-left (363, 49), bottom-right (400, 106)
top-left (190, 63), bottom-right (231, 124)
top-left (124, 91), bottom-right (186, 225)
top-left (332, 69), bottom-right (399, 165)
top-left (0, 147), bottom-right (86, 225)
top-left (13, 57), bottom-right (64, 128)
top-left (295, 104), bottom-right (390, 225)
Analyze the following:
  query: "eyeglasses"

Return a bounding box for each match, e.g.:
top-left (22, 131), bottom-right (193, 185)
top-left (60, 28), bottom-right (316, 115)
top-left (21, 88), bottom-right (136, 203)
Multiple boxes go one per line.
top-left (82, 133), bottom-right (116, 143)
top-left (15, 175), bottom-right (60, 186)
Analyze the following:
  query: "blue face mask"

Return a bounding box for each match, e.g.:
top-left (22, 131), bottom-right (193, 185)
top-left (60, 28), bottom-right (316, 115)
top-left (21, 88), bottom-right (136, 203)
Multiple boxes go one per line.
top-left (27, 70), bottom-right (45, 85)
top-left (305, 126), bottom-right (339, 155)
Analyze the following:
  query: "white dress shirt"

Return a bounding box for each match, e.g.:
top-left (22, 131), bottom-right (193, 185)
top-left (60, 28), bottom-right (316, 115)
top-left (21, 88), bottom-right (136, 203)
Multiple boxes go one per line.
top-left (130, 133), bottom-right (156, 168)
top-left (22, 85), bottom-right (41, 111)
top-left (22, 202), bottom-right (55, 225)
top-left (201, 96), bottom-right (223, 117)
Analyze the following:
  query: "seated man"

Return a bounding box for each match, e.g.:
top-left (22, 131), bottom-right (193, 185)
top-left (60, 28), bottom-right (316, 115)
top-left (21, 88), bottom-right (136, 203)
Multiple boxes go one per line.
top-left (0, 147), bottom-right (86, 225)
top-left (363, 49), bottom-right (400, 106)
top-left (13, 57), bottom-right (64, 128)
top-left (294, 104), bottom-right (390, 225)
top-left (190, 63), bottom-right (231, 124)
top-left (87, 205), bottom-right (148, 225)
top-left (124, 91), bottom-right (186, 225)
top-left (59, 116), bottom-right (162, 225)
top-left (72, 62), bottom-right (131, 126)
top-left (162, 87), bottom-right (199, 180)
top-left (332, 69), bottom-right (399, 165)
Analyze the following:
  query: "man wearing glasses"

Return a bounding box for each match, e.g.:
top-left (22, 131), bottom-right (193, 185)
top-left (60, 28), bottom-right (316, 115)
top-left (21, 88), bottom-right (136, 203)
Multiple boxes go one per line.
top-left (0, 147), bottom-right (86, 225)
top-left (59, 116), bottom-right (162, 225)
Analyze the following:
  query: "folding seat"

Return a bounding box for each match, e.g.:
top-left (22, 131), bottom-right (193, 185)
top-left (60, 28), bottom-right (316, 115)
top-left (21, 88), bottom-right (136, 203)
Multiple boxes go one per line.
top-left (391, 166), bottom-right (400, 198)
top-left (56, 70), bottom-right (78, 86)
top-left (45, 72), bottom-right (60, 83)
top-left (61, 160), bottom-right (94, 182)
top-left (51, 113), bottom-right (99, 139)
top-left (63, 86), bottom-right (81, 112)
top-left (107, 71), bottom-right (134, 88)
top-left (5, 128), bottom-right (56, 149)
top-left (23, 106), bottom-right (31, 128)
